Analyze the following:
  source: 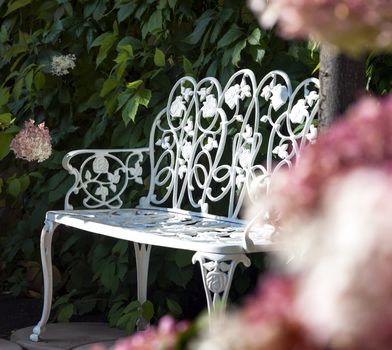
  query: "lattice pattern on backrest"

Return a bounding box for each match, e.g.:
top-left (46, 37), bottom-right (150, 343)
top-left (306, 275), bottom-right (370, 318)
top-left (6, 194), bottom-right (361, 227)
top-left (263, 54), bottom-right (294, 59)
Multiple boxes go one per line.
top-left (140, 69), bottom-right (319, 219)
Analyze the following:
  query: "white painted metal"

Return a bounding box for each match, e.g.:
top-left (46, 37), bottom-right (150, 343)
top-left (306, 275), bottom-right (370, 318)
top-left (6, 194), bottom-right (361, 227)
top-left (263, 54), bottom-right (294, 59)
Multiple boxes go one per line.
top-left (192, 252), bottom-right (251, 313)
top-left (134, 242), bottom-right (152, 330)
top-left (31, 69), bottom-right (319, 342)
top-left (62, 148), bottom-right (148, 210)
top-left (30, 220), bottom-right (58, 342)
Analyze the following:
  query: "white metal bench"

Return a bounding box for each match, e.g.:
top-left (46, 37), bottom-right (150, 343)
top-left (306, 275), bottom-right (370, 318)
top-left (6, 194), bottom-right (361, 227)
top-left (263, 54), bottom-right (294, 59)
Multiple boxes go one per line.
top-left (30, 69), bottom-right (319, 341)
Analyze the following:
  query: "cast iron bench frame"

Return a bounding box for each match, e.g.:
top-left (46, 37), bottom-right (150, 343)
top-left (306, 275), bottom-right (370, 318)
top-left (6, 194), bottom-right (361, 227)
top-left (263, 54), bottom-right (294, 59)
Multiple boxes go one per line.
top-left (30, 69), bottom-right (319, 341)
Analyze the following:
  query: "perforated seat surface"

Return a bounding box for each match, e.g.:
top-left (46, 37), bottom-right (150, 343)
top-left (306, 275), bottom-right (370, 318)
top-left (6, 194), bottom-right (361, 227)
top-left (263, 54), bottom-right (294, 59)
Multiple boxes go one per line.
top-left (48, 207), bottom-right (277, 254)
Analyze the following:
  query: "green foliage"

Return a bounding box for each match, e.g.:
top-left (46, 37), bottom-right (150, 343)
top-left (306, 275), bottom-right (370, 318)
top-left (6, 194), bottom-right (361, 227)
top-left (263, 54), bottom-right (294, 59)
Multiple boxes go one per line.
top-left (6, 0), bottom-right (388, 334)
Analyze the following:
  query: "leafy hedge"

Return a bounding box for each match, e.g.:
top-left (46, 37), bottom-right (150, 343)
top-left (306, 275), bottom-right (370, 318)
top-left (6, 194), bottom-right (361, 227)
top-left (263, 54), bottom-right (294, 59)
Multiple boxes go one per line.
top-left (0, 0), bottom-right (387, 332)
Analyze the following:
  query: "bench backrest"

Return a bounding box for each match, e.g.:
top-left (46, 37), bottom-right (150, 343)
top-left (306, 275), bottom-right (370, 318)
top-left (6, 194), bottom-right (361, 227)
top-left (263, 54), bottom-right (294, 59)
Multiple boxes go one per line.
top-left (141, 69), bottom-right (319, 219)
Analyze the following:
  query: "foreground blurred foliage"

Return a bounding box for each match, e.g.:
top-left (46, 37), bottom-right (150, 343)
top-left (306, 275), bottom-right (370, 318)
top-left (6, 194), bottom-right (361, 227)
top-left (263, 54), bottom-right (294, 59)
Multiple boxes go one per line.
top-left (0, 0), bottom-right (387, 332)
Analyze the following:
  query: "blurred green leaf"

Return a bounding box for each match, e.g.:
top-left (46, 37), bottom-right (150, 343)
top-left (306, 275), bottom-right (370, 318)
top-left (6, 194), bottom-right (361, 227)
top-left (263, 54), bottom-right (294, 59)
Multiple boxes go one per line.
top-left (57, 303), bottom-right (74, 322)
top-left (5, 0), bottom-right (32, 16)
top-left (154, 48), bottom-right (165, 67)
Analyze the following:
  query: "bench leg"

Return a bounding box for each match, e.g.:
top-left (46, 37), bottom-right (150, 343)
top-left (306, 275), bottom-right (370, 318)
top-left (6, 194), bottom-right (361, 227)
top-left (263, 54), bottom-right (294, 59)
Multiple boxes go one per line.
top-left (30, 220), bottom-right (58, 342)
top-left (134, 243), bottom-right (151, 330)
top-left (192, 252), bottom-right (251, 314)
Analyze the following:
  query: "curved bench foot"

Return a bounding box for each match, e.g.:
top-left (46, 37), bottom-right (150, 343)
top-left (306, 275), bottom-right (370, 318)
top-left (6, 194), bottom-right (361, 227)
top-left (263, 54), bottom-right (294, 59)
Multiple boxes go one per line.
top-left (30, 220), bottom-right (58, 342)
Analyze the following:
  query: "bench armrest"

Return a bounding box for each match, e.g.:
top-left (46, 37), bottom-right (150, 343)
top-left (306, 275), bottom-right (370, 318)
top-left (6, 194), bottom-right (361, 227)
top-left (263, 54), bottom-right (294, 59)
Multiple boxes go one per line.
top-left (63, 148), bottom-right (149, 210)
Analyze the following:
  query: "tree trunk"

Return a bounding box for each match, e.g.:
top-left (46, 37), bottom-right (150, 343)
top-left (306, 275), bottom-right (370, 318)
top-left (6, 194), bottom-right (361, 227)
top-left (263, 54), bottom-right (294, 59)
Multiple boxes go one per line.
top-left (319, 44), bottom-right (366, 129)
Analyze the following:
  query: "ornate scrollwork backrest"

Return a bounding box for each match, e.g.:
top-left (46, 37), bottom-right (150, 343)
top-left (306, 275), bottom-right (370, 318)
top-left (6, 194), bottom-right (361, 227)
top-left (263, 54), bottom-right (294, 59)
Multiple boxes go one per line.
top-left (64, 149), bottom-right (146, 209)
top-left (244, 76), bottom-right (320, 213)
top-left (142, 69), bottom-right (319, 218)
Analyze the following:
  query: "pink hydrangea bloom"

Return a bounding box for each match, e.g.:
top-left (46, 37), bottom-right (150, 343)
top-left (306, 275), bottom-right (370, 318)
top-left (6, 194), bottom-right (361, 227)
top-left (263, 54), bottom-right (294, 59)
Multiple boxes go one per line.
top-left (248, 0), bottom-right (392, 54)
top-left (296, 169), bottom-right (392, 350)
top-left (94, 316), bottom-right (188, 350)
top-left (10, 119), bottom-right (52, 162)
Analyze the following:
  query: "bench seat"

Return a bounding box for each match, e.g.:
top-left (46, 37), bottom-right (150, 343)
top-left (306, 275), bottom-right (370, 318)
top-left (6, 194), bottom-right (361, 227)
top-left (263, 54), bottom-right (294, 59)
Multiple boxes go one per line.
top-left (47, 208), bottom-right (277, 255)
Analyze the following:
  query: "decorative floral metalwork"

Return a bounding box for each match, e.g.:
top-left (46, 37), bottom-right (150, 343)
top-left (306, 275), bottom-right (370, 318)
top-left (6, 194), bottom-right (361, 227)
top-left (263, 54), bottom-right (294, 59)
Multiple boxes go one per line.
top-left (141, 69), bottom-right (319, 219)
top-left (204, 261), bottom-right (230, 294)
top-left (63, 149), bottom-right (147, 209)
top-left (192, 252), bottom-right (251, 313)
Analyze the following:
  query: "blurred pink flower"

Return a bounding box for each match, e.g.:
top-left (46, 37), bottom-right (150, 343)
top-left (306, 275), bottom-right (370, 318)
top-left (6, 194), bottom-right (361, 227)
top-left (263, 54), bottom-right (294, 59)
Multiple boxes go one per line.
top-left (295, 169), bottom-right (392, 350)
top-left (193, 275), bottom-right (320, 350)
top-left (248, 0), bottom-right (392, 55)
top-left (95, 316), bottom-right (188, 350)
top-left (10, 119), bottom-right (52, 162)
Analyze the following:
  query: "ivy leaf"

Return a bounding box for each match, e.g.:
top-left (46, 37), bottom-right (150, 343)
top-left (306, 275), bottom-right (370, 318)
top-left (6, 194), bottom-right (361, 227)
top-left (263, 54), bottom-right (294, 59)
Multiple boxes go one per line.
top-left (93, 0), bottom-right (106, 21)
top-left (5, 0), bottom-right (32, 16)
top-left (100, 78), bottom-right (118, 97)
top-left (0, 88), bottom-right (10, 106)
top-left (1, 141), bottom-right (13, 164)
top-left (166, 298), bottom-right (183, 317)
top-left (101, 261), bottom-right (116, 290)
top-left (13, 79), bottom-right (23, 100)
top-left (117, 91), bottom-right (132, 111)
top-left (116, 311), bottom-right (138, 334)
top-left (117, 3), bottom-right (136, 23)
top-left (217, 24), bottom-right (243, 49)
top-left (141, 301), bottom-right (154, 321)
top-left (154, 48), bottom-right (165, 67)
top-left (34, 71), bottom-right (45, 90)
top-left (42, 20), bottom-right (64, 44)
top-left (122, 97), bottom-right (139, 125)
top-left (122, 300), bottom-right (140, 314)
top-left (91, 32), bottom-right (117, 66)
top-left (232, 40), bottom-right (247, 66)
top-left (24, 70), bottom-right (34, 92)
top-left (247, 28), bottom-right (262, 45)
top-left (136, 88), bottom-right (151, 108)
top-left (126, 80), bottom-right (143, 89)
top-left (57, 303), bottom-right (74, 322)
top-left (7, 178), bottom-right (21, 197)
top-left (0, 113), bottom-right (13, 127)
top-left (183, 9), bottom-right (214, 45)
top-left (183, 57), bottom-right (193, 75)
top-left (168, 0), bottom-right (177, 9)
top-left (248, 46), bottom-right (266, 64)
top-left (142, 10), bottom-right (162, 38)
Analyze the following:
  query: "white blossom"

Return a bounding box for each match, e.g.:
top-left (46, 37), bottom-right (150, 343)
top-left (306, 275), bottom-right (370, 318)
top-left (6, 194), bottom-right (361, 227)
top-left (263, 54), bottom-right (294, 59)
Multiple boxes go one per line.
top-left (50, 54), bottom-right (76, 76)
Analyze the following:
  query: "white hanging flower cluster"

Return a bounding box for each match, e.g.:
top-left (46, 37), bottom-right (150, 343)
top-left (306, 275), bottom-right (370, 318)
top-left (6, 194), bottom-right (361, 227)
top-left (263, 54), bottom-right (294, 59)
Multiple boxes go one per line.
top-left (50, 54), bottom-right (76, 76)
